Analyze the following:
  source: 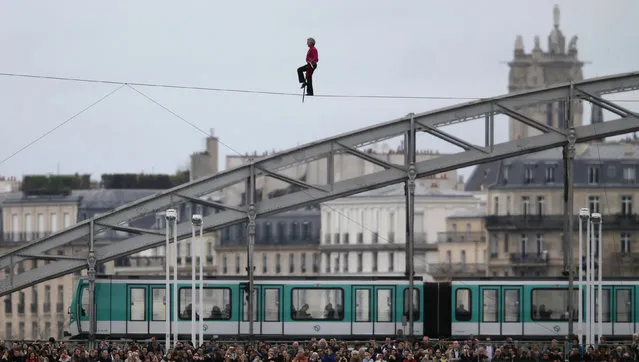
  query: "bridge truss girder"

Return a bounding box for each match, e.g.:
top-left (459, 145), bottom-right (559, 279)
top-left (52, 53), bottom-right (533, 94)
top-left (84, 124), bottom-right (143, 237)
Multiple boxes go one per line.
top-left (1, 71), bottom-right (639, 297)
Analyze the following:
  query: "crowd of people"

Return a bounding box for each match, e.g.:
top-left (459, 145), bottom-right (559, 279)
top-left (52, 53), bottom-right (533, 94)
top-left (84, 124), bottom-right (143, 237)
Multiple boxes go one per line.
top-left (3, 335), bottom-right (639, 362)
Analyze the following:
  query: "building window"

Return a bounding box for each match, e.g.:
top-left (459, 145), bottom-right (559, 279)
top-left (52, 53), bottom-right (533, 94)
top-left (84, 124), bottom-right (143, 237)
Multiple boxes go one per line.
top-left (520, 234), bottom-right (528, 256)
top-left (621, 196), bottom-right (633, 216)
top-left (334, 254), bottom-right (340, 273)
top-left (50, 213), bottom-right (58, 233)
top-left (275, 254), bottom-right (281, 274)
top-left (325, 253), bottom-right (331, 273)
top-left (503, 166), bottom-right (509, 184)
top-left (289, 253), bottom-right (295, 273)
top-left (588, 166), bottom-right (600, 184)
top-left (357, 253), bottom-right (363, 272)
top-left (557, 100), bottom-right (566, 129)
top-left (372, 251), bottom-right (378, 272)
top-left (493, 196), bottom-right (499, 215)
top-left (536, 196), bottom-right (545, 217)
top-left (588, 196), bottom-right (600, 213)
top-left (545, 166), bottom-right (555, 183)
top-left (235, 255), bottom-right (241, 274)
top-left (623, 167), bottom-right (636, 183)
top-left (446, 250), bottom-right (452, 264)
top-left (4, 295), bottom-right (11, 314)
top-left (388, 252), bottom-right (394, 272)
top-left (536, 234), bottom-right (544, 255)
top-left (290, 222), bottom-right (300, 240)
top-left (276, 222), bottom-right (286, 241)
top-left (342, 253), bottom-right (348, 272)
top-left (504, 233), bottom-right (509, 253)
top-left (302, 221), bottom-right (311, 240)
top-left (312, 253), bottom-right (319, 273)
top-left (546, 103), bottom-right (553, 126)
top-left (263, 222), bottom-right (273, 243)
top-left (301, 253), bottom-right (307, 273)
top-left (490, 236), bottom-right (498, 258)
top-left (262, 253), bottom-right (268, 274)
top-left (521, 196), bottom-right (531, 216)
top-left (222, 255), bottom-right (228, 274)
top-left (524, 167), bottom-right (534, 184)
top-left (621, 233), bottom-right (631, 253)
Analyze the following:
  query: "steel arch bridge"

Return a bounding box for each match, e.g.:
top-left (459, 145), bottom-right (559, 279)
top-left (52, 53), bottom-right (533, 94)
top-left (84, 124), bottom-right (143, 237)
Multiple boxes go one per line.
top-left (1, 71), bottom-right (639, 299)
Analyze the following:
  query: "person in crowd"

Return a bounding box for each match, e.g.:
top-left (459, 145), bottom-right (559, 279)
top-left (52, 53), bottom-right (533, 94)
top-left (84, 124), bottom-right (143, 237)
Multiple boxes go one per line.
top-left (2, 334), bottom-right (639, 362)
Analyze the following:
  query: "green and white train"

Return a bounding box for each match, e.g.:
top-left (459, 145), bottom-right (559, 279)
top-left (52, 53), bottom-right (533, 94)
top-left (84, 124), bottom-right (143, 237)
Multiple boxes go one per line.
top-left (68, 276), bottom-right (639, 340)
top-left (69, 275), bottom-right (424, 339)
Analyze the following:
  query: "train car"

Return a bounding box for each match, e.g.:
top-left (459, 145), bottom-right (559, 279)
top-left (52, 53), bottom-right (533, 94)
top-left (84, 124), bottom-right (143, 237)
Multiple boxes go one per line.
top-left (448, 277), bottom-right (638, 340)
top-left (69, 275), bottom-right (425, 340)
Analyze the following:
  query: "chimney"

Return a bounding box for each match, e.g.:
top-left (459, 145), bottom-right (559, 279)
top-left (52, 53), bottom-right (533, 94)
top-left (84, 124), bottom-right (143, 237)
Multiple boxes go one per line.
top-left (206, 130), bottom-right (219, 173)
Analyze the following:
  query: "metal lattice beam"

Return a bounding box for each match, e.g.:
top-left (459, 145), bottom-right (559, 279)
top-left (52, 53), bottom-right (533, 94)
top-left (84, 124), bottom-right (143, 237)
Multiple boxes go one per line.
top-left (1, 71), bottom-right (639, 297)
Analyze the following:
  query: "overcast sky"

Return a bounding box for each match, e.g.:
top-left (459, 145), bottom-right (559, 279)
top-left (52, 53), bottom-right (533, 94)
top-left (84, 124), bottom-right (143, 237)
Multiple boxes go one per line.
top-left (1, 0), bottom-right (638, 182)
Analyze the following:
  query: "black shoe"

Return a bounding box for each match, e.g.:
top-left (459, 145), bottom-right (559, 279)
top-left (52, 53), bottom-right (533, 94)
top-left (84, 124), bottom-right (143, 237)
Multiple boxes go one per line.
top-left (306, 92), bottom-right (313, 96)
top-left (300, 82), bottom-right (307, 89)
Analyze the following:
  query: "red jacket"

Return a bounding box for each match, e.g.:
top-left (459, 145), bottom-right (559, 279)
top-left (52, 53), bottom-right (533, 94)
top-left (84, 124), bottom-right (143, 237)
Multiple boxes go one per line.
top-left (306, 46), bottom-right (318, 64)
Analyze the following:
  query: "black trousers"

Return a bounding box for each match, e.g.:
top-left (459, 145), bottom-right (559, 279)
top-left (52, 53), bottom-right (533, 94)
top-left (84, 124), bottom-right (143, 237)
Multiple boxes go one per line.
top-left (297, 63), bottom-right (317, 95)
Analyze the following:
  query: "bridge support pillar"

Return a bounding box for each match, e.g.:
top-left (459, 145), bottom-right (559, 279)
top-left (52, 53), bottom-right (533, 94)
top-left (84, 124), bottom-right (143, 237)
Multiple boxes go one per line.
top-left (404, 113), bottom-right (417, 339)
top-left (564, 83), bottom-right (577, 340)
top-left (246, 163), bottom-right (257, 340)
top-left (87, 219), bottom-right (97, 349)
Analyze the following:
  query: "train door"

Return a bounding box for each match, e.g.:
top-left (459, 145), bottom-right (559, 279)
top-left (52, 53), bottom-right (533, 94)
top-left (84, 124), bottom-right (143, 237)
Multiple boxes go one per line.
top-left (149, 285), bottom-right (168, 335)
top-left (261, 285), bottom-right (284, 336)
top-left (613, 287), bottom-right (633, 336)
top-left (239, 285), bottom-right (260, 335)
top-left (77, 283), bottom-right (89, 334)
top-left (375, 286), bottom-right (395, 336)
top-left (478, 286), bottom-right (500, 336)
top-left (501, 286), bottom-right (523, 336)
top-left (351, 286), bottom-right (373, 336)
top-left (126, 284), bottom-right (149, 335)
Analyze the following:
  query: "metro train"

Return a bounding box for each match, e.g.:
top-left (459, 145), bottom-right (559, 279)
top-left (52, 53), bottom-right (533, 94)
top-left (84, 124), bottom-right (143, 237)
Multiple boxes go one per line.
top-left (68, 275), bottom-right (639, 340)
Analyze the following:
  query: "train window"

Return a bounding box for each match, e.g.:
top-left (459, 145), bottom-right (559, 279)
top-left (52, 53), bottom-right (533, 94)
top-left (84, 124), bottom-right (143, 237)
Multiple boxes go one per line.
top-left (80, 285), bottom-right (89, 317)
top-left (178, 287), bottom-right (232, 321)
top-left (129, 288), bottom-right (146, 321)
top-left (504, 289), bottom-right (520, 322)
top-left (594, 289), bottom-right (610, 323)
top-left (264, 288), bottom-right (280, 322)
top-left (531, 289), bottom-right (578, 321)
top-left (403, 289), bottom-right (420, 320)
top-left (455, 288), bottom-right (472, 321)
top-left (152, 288), bottom-right (166, 321)
top-left (616, 289), bottom-right (632, 323)
top-left (291, 288), bottom-right (344, 320)
top-left (482, 289), bottom-right (498, 322)
top-left (355, 289), bottom-right (371, 322)
top-left (377, 289), bottom-right (392, 322)
top-left (242, 289), bottom-right (258, 322)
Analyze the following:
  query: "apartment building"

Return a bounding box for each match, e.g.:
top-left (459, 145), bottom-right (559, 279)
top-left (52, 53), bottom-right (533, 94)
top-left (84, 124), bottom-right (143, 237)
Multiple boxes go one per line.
top-left (0, 188), bottom-right (158, 340)
top-left (433, 207), bottom-right (488, 281)
top-left (467, 142), bottom-right (639, 277)
top-left (319, 181), bottom-right (483, 279)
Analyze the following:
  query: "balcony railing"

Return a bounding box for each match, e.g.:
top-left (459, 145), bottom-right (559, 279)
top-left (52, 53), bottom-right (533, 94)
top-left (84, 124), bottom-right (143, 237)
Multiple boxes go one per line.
top-left (115, 256), bottom-right (166, 268)
top-left (509, 252), bottom-right (549, 265)
top-left (615, 252), bottom-right (639, 265)
top-left (429, 263), bottom-right (486, 278)
top-left (485, 214), bottom-right (639, 231)
top-left (437, 232), bottom-right (486, 243)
